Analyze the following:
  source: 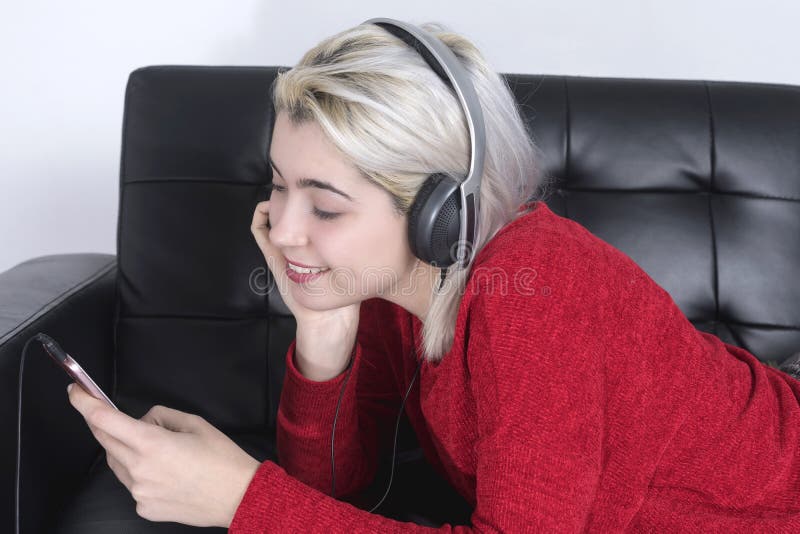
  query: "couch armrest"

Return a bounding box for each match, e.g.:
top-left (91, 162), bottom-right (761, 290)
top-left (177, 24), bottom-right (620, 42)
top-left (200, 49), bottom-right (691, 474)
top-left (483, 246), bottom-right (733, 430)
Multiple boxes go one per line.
top-left (0, 253), bottom-right (117, 534)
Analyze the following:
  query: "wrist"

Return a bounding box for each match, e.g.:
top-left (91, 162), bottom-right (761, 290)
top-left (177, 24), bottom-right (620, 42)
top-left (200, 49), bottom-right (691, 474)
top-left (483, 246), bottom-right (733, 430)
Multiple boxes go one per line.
top-left (224, 456), bottom-right (262, 528)
top-left (294, 332), bottom-right (357, 382)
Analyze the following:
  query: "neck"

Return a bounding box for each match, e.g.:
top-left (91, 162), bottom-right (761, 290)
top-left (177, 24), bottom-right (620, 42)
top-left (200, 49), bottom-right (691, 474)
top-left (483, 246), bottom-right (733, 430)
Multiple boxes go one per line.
top-left (383, 257), bottom-right (440, 322)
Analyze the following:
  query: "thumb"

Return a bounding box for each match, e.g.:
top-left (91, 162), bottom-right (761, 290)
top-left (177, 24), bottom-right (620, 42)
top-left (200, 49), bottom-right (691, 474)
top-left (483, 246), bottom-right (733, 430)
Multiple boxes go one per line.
top-left (140, 404), bottom-right (205, 433)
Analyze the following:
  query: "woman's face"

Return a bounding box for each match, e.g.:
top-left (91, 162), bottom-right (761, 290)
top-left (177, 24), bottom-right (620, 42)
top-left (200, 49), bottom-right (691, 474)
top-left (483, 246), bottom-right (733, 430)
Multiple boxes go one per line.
top-left (267, 111), bottom-right (425, 311)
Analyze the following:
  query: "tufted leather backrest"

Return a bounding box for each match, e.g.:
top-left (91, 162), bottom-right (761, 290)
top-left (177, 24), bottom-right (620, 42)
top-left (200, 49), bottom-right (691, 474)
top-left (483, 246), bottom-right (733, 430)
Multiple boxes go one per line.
top-left (115, 66), bottom-right (800, 435)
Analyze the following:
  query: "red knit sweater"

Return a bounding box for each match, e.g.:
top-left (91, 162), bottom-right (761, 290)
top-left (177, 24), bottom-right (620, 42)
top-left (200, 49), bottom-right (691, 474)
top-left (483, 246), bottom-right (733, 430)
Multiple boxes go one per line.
top-left (230, 201), bottom-right (800, 532)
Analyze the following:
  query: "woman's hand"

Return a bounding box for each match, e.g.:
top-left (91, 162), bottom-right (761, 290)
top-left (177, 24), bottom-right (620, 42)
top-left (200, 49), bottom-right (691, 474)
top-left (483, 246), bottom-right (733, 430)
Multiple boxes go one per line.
top-left (67, 383), bottom-right (261, 528)
top-left (251, 200), bottom-right (362, 379)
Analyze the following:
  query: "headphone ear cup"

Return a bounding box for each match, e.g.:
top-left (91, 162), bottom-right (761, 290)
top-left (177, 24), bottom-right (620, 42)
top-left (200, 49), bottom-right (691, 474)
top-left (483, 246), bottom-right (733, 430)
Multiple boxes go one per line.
top-left (408, 173), bottom-right (462, 268)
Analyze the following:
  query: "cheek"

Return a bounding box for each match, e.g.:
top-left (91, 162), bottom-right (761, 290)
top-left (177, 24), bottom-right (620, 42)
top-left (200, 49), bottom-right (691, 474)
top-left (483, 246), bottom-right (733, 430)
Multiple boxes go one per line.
top-left (354, 218), bottom-right (408, 265)
top-left (284, 209), bottom-right (407, 269)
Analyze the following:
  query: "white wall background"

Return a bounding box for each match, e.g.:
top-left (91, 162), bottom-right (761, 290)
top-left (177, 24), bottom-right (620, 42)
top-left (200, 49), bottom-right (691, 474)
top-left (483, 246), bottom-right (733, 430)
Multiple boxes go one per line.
top-left (1, 0), bottom-right (799, 274)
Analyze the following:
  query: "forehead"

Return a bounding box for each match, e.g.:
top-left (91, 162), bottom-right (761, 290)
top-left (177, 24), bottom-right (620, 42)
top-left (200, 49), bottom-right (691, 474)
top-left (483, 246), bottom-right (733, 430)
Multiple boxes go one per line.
top-left (270, 113), bottom-right (354, 175)
top-left (269, 112), bottom-right (390, 201)
top-left (271, 112), bottom-right (327, 148)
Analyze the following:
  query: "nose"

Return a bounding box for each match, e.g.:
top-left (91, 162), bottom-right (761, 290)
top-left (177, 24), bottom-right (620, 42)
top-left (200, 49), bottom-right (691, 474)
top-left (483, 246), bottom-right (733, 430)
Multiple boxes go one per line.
top-left (267, 196), bottom-right (310, 249)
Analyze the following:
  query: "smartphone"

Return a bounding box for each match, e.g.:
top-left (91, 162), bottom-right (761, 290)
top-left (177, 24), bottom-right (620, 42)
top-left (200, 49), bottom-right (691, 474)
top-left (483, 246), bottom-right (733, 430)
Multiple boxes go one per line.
top-left (36, 333), bottom-right (119, 411)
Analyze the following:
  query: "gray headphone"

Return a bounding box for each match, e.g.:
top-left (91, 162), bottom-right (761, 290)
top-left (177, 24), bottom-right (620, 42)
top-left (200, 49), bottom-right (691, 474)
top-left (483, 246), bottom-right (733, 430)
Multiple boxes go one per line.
top-left (364, 17), bottom-right (486, 273)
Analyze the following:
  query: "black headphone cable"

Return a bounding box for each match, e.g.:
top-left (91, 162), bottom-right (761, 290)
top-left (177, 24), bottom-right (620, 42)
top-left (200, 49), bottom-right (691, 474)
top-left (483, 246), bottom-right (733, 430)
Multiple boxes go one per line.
top-left (330, 340), bottom-right (425, 514)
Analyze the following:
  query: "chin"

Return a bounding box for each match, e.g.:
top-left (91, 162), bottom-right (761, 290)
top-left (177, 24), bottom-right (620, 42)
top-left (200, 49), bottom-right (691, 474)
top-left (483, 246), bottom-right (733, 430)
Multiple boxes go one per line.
top-left (292, 289), bottom-right (359, 310)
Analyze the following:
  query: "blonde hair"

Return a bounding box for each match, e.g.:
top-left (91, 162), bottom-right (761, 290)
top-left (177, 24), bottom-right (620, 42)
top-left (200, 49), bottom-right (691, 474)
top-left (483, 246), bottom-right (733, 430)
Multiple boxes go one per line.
top-left (271, 20), bottom-right (554, 363)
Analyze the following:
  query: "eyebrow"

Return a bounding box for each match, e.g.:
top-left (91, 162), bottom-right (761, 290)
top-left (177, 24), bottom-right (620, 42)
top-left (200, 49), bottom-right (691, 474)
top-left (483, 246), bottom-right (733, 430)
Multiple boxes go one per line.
top-left (269, 156), bottom-right (356, 202)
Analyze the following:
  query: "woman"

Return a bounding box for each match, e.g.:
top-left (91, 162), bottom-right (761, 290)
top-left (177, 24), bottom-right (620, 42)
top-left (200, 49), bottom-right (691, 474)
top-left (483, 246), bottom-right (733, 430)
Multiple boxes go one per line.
top-left (239, 19), bottom-right (800, 532)
top-left (68, 19), bottom-right (800, 532)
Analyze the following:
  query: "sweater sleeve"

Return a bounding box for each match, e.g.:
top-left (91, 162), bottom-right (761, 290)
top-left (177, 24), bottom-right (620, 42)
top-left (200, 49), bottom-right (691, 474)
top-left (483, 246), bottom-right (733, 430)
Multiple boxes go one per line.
top-left (229, 460), bottom-right (472, 532)
top-left (262, 298), bottom-right (405, 498)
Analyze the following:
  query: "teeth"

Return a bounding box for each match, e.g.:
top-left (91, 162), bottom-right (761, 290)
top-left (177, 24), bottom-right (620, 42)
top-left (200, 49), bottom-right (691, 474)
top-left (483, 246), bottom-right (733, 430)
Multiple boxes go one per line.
top-left (288, 263), bottom-right (329, 274)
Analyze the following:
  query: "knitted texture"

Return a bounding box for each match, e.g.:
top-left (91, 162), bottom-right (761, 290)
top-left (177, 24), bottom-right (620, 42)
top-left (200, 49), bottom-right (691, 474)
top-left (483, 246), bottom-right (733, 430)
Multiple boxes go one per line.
top-left (230, 201), bottom-right (800, 532)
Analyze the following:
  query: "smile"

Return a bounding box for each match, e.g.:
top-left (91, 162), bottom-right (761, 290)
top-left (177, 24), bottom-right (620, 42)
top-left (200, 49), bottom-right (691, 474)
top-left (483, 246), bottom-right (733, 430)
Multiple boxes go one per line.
top-left (287, 262), bottom-right (329, 274)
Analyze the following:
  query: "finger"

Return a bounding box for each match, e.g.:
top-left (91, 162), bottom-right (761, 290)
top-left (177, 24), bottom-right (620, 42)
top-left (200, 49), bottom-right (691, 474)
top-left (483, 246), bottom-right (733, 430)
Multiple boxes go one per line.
top-left (251, 202), bottom-right (274, 248)
top-left (106, 452), bottom-right (134, 492)
top-left (68, 383), bottom-right (120, 426)
top-left (70, 386), bottom-right (151, 451)
top-left (66, 382), bottom-right (98, 418)
top-left (140, 405), bottom-right (206, 434)
top-left (251, 200), bottom-right (271, 232)
top-left (90, 423), bottom-right (137, 467)
top-left (251, 201), bottom-right (285, 274)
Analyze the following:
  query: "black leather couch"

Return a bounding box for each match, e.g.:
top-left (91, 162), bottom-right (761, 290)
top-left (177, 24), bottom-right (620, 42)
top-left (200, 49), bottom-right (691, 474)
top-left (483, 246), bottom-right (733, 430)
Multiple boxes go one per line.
top-left (3, 66), bottom-right (800, 533)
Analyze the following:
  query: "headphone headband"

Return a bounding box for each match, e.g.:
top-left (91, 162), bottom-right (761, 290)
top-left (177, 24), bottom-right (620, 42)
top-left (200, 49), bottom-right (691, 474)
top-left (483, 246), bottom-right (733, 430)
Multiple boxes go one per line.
top-left (363, 17), bottom-right (485, 269)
